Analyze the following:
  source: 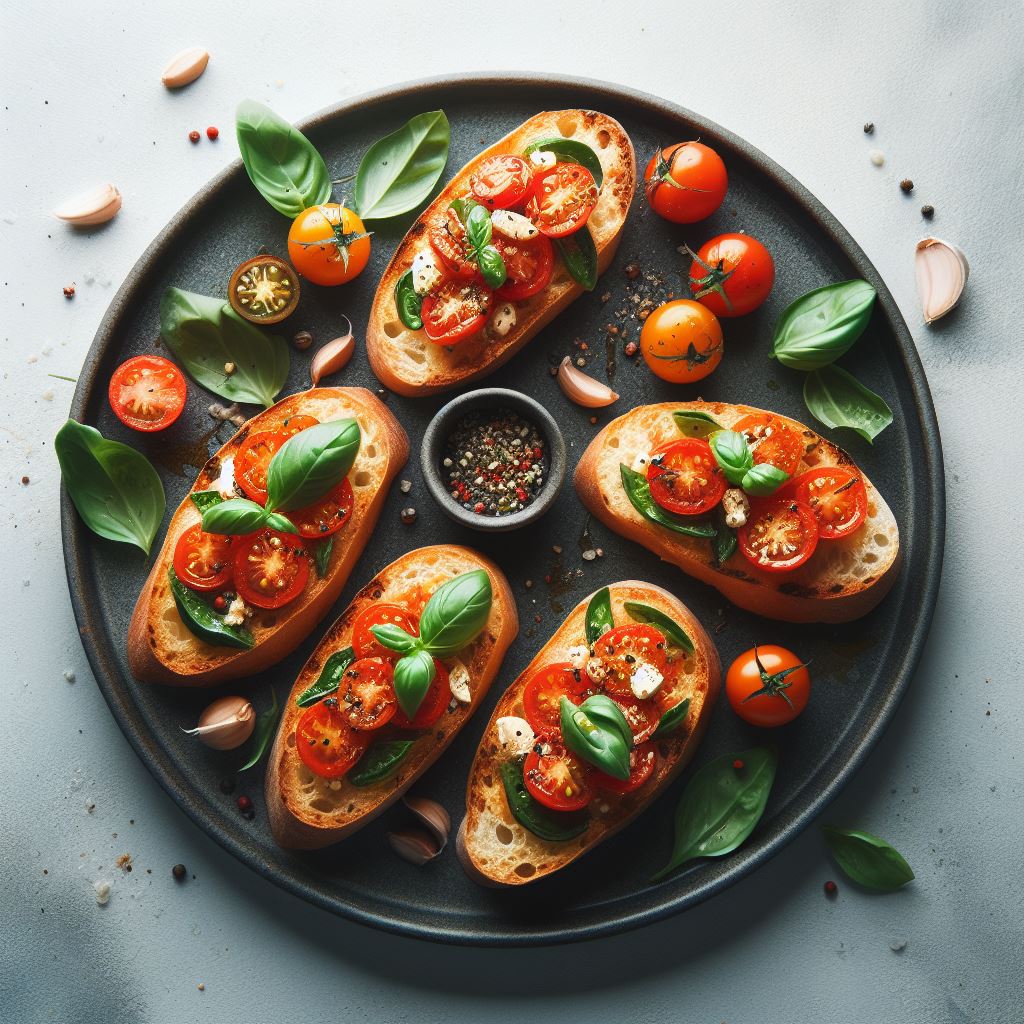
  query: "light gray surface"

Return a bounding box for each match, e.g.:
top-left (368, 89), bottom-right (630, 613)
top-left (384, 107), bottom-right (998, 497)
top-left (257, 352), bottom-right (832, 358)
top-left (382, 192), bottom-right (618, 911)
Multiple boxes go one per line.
top-left (2, 1), bottom-right (1022, 1021)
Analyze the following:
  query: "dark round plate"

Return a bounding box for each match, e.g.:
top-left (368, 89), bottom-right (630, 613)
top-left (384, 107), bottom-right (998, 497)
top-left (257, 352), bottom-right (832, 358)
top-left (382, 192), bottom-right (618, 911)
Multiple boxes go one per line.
top-left (61, 73), bottom-right (944, 945)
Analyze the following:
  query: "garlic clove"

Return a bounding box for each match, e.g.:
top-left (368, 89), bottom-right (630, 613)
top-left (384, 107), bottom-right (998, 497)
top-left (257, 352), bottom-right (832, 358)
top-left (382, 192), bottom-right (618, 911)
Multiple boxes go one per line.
top-left (557, 356), bottom-right (619, 408)
top-left (161, 47), bottom-right (210, 88)
top-left (53, 184), bottom-right (122, 226)
top-left (402, 795), bottom-right (451, 851)
top-left (310, 317), bottom-right (355, 385)
top-left (183, 695), bottom-right (255, 750)
top-left (915, 237), bottom-right (969, 325)
top-left (388, 828), bottom-right (441, 866)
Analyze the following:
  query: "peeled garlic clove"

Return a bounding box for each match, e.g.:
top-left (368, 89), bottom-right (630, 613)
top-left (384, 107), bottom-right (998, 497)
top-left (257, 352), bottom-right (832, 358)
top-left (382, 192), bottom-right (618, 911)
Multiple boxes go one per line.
top-left (915, 237), bottom-right (969, 324)
top-left (53, 184), bottom-right (122, 226)
top-left (403, 795), bottom-right (451, 851)
top-left (557, 356), bottom-right (619, 408)
top-left (388, 828), bottom-right (441, 866)
top-left (182, 695), bottom-right (255, 750)
top-left (310, 317), bottom-right (355, 385)
top-left (161, 47), bottom-right (210, 88)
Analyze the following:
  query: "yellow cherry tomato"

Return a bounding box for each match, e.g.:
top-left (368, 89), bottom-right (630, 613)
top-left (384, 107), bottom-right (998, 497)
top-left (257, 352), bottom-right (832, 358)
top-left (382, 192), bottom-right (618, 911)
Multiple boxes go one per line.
top-left (640, 299), bottom-right (723, 383)
top-left (287, 204), bottom-right (371, 286)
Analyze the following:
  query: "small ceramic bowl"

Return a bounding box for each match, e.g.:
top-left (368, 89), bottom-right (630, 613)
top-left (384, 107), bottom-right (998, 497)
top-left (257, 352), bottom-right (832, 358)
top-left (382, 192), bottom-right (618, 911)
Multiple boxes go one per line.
top-left (420, 388), bottom-right (567, 533)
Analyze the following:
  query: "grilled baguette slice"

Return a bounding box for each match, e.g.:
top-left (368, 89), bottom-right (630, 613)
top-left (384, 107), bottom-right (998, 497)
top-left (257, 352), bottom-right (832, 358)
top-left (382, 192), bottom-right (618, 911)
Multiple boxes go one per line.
top-left (458, 582), bottom-right (720, 886)
top-left (127, 387), bottom-right (408, 687)
top-left (365, 109), bottom-right (636, 396)
top-left (574, 401), bottom-right (900, 624)
top-left (266, 545), bottom-right (517, 850)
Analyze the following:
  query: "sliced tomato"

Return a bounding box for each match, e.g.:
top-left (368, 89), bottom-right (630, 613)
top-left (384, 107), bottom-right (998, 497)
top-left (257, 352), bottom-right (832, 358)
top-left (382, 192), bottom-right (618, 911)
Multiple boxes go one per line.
top-left (523, 743), bottom-right (591, 812)
top-left (108, 355), bottom-right (187, 432)
top-left (608, 693), bottom-right (659, 743)
top-left (278, 414), bottom-right (319, 437)
top-left (172, 524), bottom-right (236, 592)
top-left (232, 528), bottom-right (309, 609)
top-left (647, 438), bottom-right (726, 516)
top-left (421, 280), bottom-right (491, 345)
top-left (786, 467), bottom-right (868, 540)
top-left (522, 663), bottom-right (593, 737)
top-left (596, 625), bottom-right (668, 699)
top-left (289, 478), bottom-right (353, 539)
top-left (338, 658), bottom-right (397, 731)
top-left (295, 699), bottom-right (371, 779)
top-left (592, 741), bottom-right (657, 794)
top-left (493, 232), bottom-right (554, 301)
top-left (734, 414), bottom-right (805, 476)
top-left (738, 498), bottom-right (820, 573)
top-left (234, 430), bottom-right (289, 505)
top-left (429, 206), bottom-right (480, 280)
top-left (525, 163), bottom-right (598, 238)
top-left (351, 604), bottom-right (420, 661)
top-left (470, 155), bottom-right (533, 209)
top-left (392, 660), bottom-right (450, 730)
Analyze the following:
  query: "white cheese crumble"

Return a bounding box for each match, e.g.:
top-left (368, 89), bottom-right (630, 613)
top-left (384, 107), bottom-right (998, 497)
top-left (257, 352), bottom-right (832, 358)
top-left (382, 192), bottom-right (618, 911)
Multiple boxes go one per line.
top-left (448, 661), bottom-right (472, 704)
top-left (223, 596), bottom-right (250, 626)
top-left (566, 644), bottom-right (589, 670)
top-left (585, 657), bottom-right (608, 684)
top-left (214, 457), bottom-right (236, 499)
top-left (529, 149), bottom-right (556, 169)
top-left (490, 302), bottom-right (516, 338)
top-left (496, 716), bottom-right (535, 755)
top-left (722, 487), bottom-right (751, 529)
top-left (411, 249), bottom-right (444, 296)
top-left (92, 880), bottom-right (111, 905)
top-left (490, 209), bottom-right (539, 240)
top-left (630, 660), bottom-right (664, 700)
top-left (631, 451), bottom-right (652, 473)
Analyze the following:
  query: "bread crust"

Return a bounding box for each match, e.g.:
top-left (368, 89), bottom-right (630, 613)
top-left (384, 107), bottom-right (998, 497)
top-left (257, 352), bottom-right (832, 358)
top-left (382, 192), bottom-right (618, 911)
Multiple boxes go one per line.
top-left (574, 401), bottom-right (901, 624)
top-left (126, 387), bottom-right (409, 686)
top-left (265, 545), bottom-right (518, 850)
top-left (365, 109), bottom-right (636, 396)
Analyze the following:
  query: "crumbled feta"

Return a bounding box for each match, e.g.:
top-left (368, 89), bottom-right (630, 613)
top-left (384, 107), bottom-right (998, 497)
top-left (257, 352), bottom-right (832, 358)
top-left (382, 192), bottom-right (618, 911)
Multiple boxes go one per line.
top-left (529, 149), bottom-right (556, 169)
top-left (490, 302), bottom-right (516, 338)
top-left (92, 880), bottom-right (111, 905)
top-left (214, 457), bottom-right (236, 499)
top-left (631, 451), bottom-right (652, 473)
top-left (585, 657), bottom-right (608, 684)
top-left (411, 249), bottom-right (444, 296)
top-left (496, 716), bottom-right (535, 755)
top-left (491, 209), bottom-right (539, 241)
top-left (722, 487), bottom-right (751, 529)
top-left (223, 596), bottom-right (250, 626)
top-left (630, 660), bottom-right (664, 700)
top-left (448, 661), bottom-right (472, 704)
top-left (566, 645), bottom-right (589, 670)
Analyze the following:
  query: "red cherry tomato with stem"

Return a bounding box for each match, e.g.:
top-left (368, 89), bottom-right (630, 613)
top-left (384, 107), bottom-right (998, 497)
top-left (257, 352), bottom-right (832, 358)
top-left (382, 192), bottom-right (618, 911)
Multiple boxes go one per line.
top-left (687, 234), bottom-right (775, 317)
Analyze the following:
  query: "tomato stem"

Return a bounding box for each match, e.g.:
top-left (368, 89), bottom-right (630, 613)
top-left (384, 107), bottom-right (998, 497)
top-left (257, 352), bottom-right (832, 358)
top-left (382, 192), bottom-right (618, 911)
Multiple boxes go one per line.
top-left (741, 644), bottom-right (811, 709)
top-left (684, 243), bottom-right (735, 312)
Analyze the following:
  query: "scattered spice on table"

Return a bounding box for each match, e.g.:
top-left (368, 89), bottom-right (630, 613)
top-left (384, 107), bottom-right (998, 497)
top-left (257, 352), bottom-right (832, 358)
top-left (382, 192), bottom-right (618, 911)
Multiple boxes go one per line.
top-left (63, 284), bottom-right (75, 298)
top-left (206, 126), bottom-right (219, 141)
top-left (292, 329), bottom-right (313, 351)
top-left (172, 863), bottom-right (187, 881)
top-left (824, 879), bottom-right (838, 897)
top-left (921, 204), bottom-right (935, 219)
top-left (900, 178), bottom-right (914, 194)
top-left (863, 122), bottom-right (875, 134)
top-left (188, 130), bottom-right (200, 144)
top-left (400, 507), bottom-right (417, 525)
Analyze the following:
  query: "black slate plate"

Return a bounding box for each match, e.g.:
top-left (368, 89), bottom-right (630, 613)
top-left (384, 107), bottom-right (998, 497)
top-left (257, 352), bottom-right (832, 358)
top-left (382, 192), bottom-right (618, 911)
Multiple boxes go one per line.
top-left (61, 73), bottom-right (944, 945)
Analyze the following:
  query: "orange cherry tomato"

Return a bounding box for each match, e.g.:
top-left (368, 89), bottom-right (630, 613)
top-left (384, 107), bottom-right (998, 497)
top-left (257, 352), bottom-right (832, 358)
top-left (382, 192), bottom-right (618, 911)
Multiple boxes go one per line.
top-left (644, 142), bottom-right (728, 223)
top-left (232, 528), bottom-right (309, 609)
top-left (288, 204), bottom-right (370, 286)
top-left (391, 660), bottom-right (450, 730)
top-left (646, 437), bottom-right (727, 516)
top-left (591, 741), bottom-right (657, 794)
top-left (234, 430), bottom-right (289, 505)
top-left (688, 234), bottom-right (775, 317)
top-left (726, 645), bottom-right (811, 727)
top-left (289, 478), bottom-right (353, 539)
top-left (351, 604), bottom-right (420, 661)
top-left (738, 498), bottom-right (819, 573)
top-left (640, 299), bottom-right (723, 384)
top-left (733, 413), bottom-right (806, 476)
top-left (525, 162), bottom-right (598, 238)
top-left (785, 466), bottom-right (868, 540)
top-left (524, 742), bottom-right (591, 811)
top-left (469, 154), bottom-right (534, 209)
top-left (295, 699), bottom-right (371, 779)
top-left (172, 524), bottom-right (235, 592)
top-left (597, 625), bottom-right (668, 699)
top-left (338, 658), bottom-right (397, 731)
top-left (108, 355), bottom-right (187, 432)
top-left (522, 663), bottom-right (593, 738)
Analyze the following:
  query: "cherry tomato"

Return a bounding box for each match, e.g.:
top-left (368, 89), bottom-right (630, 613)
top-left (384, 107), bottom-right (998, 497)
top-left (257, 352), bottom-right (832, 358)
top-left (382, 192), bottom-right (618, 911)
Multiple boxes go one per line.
top-left (108, 355), bottom-right (187, 432)
top-left (733, 413), bottom-right (805, 476)
top-left (522, 663), bottom-right (593, 737)
top-left (289, 478), bottom-right (353, 539)
top-left (470, 154), bottom-right (534, 209)
top-left (493, 232), bottom-right (554, 301)
top-left (726, 645), bottom-right (811, 727)
top-left (738, 498), bottom-right (819, 573)
top-left (232, 528), bottom-right (309, 609)
top-left (421, 280), bottom-right (492, 345)
top-left (647, 438), bottom-right (726, 516)
top-left (592, 741), bottom-right (657, 794)
top-left (597, 625), bottom-right (668, 699)
top-left (392, 660), bottom-right (450, 730)
top-left (430, 206), bottom-right (480, 280)
top-left (785, 467), bottom-right (868, 541)
top-left (288, 204), bottom-right (370, 286)
top-left (644, 142), bottom-right (728, 223)
top-left (689, 234), bottom-right (775, 317)
top-left (608, 694), bottom-right (659, 743)
top-left (172, 524), bottom-right (235, 592)
top-left (338, 658), bottom-right (397, 731)
top-left (351, 604), bottom-right (420, 661)
top-left (524, 742), bottom-right (591, 812)
top-left (525, 162), bottom-right (598, 238)
top-left (278, 414), bottom-right (319, 437)
top-left (295, 699), bottom-right (371, 779)
top-left (640, 299), bottom-right (723, 384)
top-left (234, 430), bottom-right (289, 505)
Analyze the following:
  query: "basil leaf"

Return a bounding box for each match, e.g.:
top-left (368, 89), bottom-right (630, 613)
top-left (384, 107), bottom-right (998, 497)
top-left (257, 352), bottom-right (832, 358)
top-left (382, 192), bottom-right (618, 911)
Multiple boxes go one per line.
top-left (476, 245), bottom-right (507, 289)
top-left (239, 688), bottom-right (280, 771)
top-left (709, 430), bottom-right (754, 485)
top-left (168, 568), bottom-right (254, 650)
top-left (449, 196), bottom-right (481, 223)
top-left (622, 601), bottom-right (694, 653)
top-left (673, 410), bottom-right (722, 438)
top-left (653, 697), bottom-right (691, 738)
top-left (522, 137), bottom-right (604, 187)
top-left (190, 490), bottom-right (224, 514)
top-left (160, 288), bottom-right (289, 408)
top-left (651, 746), bottom-right (777, 881)
top-left (417, 569), bottom-right (492, 655)
top-left (464, 203), bottom-right (492, 249)
top-left (822, 826), bottom-right (914, 891)
top-left (349, 740), bottom-right (416, 787)
top-left (620, 464), bottom-right (717, 538)
top-left (741, 463), bottom-right (790, 497)
top-left (296, 647), bottom-right (354, 707)
top-left (369, 623), bottom-right (422, 654)
top-left (803, 365), bottom-right (893, 443)
top-left (264, 512), bottom-right (300, 535)
top-left (713, 519), bottom-right (738, 567)
top-left (555, 227), bottom-right (598, 291)
top-left (393, 649), bottom-right (436, 719)
top-left (585, 587), bottom-right (614, 645)
top-left (395, 270), bottom-right (423, 330)
top-left (265, 419), bottom-right (361, 512)
top-left (56, 420), bottom-right (164, 555)
top-left (500, 759), bottom-right (589, 842)
top-left (201, 497), bottom-right (271, 535)
top-left (560, 695), bottom-right (633, 780)
top-left (313, 536), bottom-right (334, 578)
top-left (354, 110), bottom-right (450, 220)
top-left (772, 280), bottom-right (877, 371)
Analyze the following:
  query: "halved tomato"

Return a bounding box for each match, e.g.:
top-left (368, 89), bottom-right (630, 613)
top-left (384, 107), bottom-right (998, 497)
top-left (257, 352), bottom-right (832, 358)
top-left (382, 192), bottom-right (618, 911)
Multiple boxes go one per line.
top-left (738, 498), bottom-right (819, 573)
top-left (734, 414), bottom-right (805, 476)
top-left (295, 699), bottom-right (371, 779)
top-left (278, 414), bottom-right (319, 437)
top-left (493, 232), bottom-right (554, 301)
top-left (522, 663), bottom-right (593, 737)
top-left (232, 528), bottom-right (309, 609)
top-left (786, 467), bottom-right (868, 541)
top-left (608, 693), bottom-right (659, 743)
top-left (591, 741), bottom-right (657, 794)
top-left (289, 478), bottom-right (354, 539)
top-left (392, 660), bottom-right (450, 730)
top-left (172, 524), bottom-right (235, 592)
top-left (470, 154), bottom-right (533, 209)
top-left (525, 163), bottom-right (598, 238)
top-left (524, 742), bottom-right (591, 811)
top-left (597, 625), bottom-right (668, 698)
top-left (351, 603), bottom-right (420, 661)
top-left (108, 355), bottom-right (187, 432)
top-left (646, 438), bottom-right (726, 516)
top-left (421, 280), bottom-right (491, 345)
top-left (234, 430), bottom-right (289, 505)
top-left (429, 206), bottom-right (480, 280)
top-left (338, 658), bottom-right (397, 731)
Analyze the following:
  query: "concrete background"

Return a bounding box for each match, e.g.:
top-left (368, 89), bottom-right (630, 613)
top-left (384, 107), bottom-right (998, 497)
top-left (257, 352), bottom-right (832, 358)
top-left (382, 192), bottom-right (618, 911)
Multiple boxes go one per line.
top-left (2, 1), bottom-right (1022, 1021)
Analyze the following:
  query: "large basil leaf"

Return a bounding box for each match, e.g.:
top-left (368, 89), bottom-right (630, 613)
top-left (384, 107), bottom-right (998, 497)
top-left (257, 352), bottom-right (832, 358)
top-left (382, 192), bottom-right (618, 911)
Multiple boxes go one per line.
top-left (500, 760), bottom-right (589, 842)
top-left (349, 739), bottom-right (416, 787)
top-left (522, 137), bottom-right (604, 187)
top-left (265, 419), bottom-right (361, 511)
top-left (169, 568), bottom-right (254, 650)
top-left (160, 288), bottom-right (289, 408)
top-left (673, 410), bottom-right (721, 438)
top-left (56, 420), bottom-right (164, 555)
top-left (395, 270), bottom-right (423, 330)
top-left (560, 695), bottom-right (633, 780)
top-left (585, 587), bottom-right (614, 645)
top-left (354, 110), bottom-right (450, 220)
top-left (622, 601), bottom-right (694, 653)
top-left (239, 688), bottom-right (280, 771)
top-left (772, 280), bottom-right (877, 371)
top-left (741, 463), bottom-right (790, 496)
top-left (235, 100), bottom-right (331, 218)
top-left (393, 649), bottom-right (436, 719)
top-left (296, 647), bottom-right (355, 707)
top-left (202, 497), bottom-right (270, 535)
top-left (417, 569), bottom-right (492, 655)
top-left (709, 430), bottom-right (753, 485)
top-left (822, 826), bottom-right (914, 891)
top-left (620, 464), bottom-right (717, 538)
top-left (651, 746), bottom-right (777, 881)
top-left (369, 623), bottom-right (422, 654)
top-left (652, 697), bottom-right (691, 738)
top-left (555, 228), bottom-right (598, 291)
top-left (803, 365), bottom-right (893, 443)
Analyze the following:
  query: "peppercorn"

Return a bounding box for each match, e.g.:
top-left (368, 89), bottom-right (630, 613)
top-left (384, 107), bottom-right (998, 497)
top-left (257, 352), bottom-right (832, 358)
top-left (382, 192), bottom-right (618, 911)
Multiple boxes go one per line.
top-left (63, 284), bottom-right (75, 298)
top-left (863, 122), bottom-right (875, 134)
top-left (400, 507), bottom-right (417, 525)
top-left (824, 879), bottom-right (838, 897)
top-left (206, 126), bottom-right (219, 141)
top-left (624, 341), bottom-right (638, 358)
top-left (921, 204), bottom-right (935, 219)
top-left (188, 130), bottom-right (201, 144)
top-left (732, 759), bottom-right (745, 770)
top-left (899, 178), bottom-right (914, 194)
top-left (293, 330), bottom-right (313, 351)
top-left (213, 594), bottom-right (227, 611)
top-left (236, 795), bottom-right (252, 812)
top-left (624, 262), bottom-right (641, 280)
top-left (172, 863), bottom-right (187, 881)
top-left (21, 476), bottom-right (30, 485)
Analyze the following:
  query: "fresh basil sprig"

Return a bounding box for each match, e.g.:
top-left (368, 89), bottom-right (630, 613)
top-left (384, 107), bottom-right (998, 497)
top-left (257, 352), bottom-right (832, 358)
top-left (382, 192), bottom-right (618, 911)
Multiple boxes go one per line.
top-left (585, 587), bottom-right (614, 645)
top-left (622, 601), bottom-right (693, 653)
top-left (673, 410), bottom-right (721, 438)
top-left (239, 688), bottom-right (280, 771)
top-left (803, 365), bottom-right (893, 443)
top-left (296, 647), bottom-right (355, 706)
top-left (464, 204), bottom-right (506, 288)
top-left (393, 650), bottom-right (437, 719)
top-left (822, 826), bottom-right (914, 891)
top-left (201, 497), bottom-right (298, 536)
top-left (522, 137), bottom-right (604, 187)
top-left (708, 430), bottom-right (753, 485)
top-left (620, 464), bottom-right (717, 538)
top-left (555, 228), bottom-right (598, 291)
top-left (772, 280), bottom-right (877, 371)
top-left (652, 697), bottom-right (691, 738)
top-left (56, 420), bottom-right (165, 555)
top-left (395, 270), bottom-right (423, 330)
top-left (560, 694), bottom-right (633, 781)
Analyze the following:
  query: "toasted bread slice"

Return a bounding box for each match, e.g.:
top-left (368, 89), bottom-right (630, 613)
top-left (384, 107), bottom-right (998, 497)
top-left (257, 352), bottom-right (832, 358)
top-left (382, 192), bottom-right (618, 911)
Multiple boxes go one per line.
top-left (365, 109), bottom-right (636, 396)
top-left (574, 401), bottom-right (900, 624)
top-left (458, 582), bottom-right (720, 886)
top-left (266, 545), bottom-right (518, 850)
top-left (127, 387), bottom-right (409, 686)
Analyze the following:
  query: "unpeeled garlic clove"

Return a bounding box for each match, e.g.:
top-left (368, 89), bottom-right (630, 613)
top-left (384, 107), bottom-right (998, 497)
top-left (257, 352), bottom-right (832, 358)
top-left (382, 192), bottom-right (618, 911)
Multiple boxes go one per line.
top-left (388, 828), bottom-right (441, 866)
top-left (403, 795), bottom-right (450, 851)
top-left (53, 184), bottom-right (122, 226)
top-left (557, 356), bottom-right (619, 408)
top-left (182, 696), bottom-right (255, 750)
top-left (915, 237), bottom-right (969, 324)
top-left (161, 47), bottom-right (210, 88)
top-left (310, 319), bottom-right (355, 385)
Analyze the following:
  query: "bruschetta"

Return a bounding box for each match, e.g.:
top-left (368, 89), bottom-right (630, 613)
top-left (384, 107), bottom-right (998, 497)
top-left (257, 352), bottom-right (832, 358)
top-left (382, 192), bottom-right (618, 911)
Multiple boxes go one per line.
top-left (266, 545), bottom-right (517, 850)
top-left (458, 582), bottom-right (720, 886)
top-left (574, 401), bottom-right (900, 624)
top-left (365, 109), bottom-right (636, 396)
top-left (127, 387), bottom-right (409, 686)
